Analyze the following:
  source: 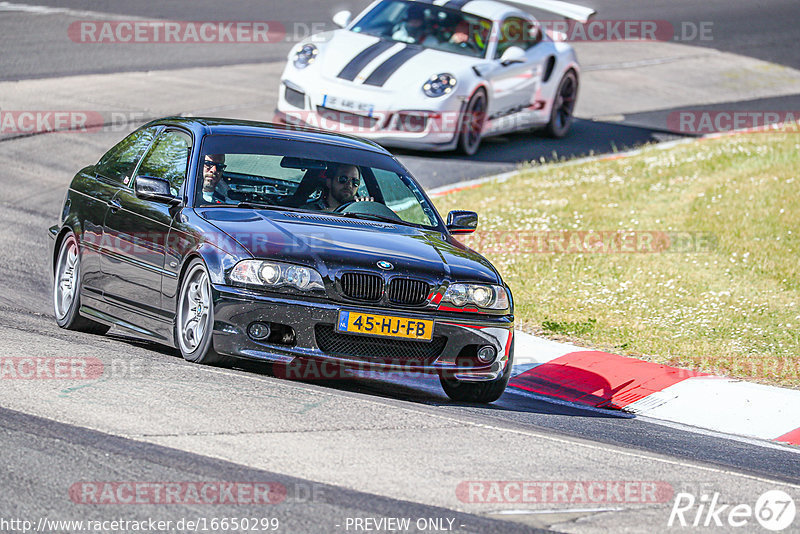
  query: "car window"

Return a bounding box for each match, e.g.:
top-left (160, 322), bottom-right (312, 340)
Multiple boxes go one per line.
top-left (372, 168), bottom-right (437, 227)
top-left (495, 17), bottom-right (540, 59)
top-left (194, 146), bottom-right (439, 228)
top-left (95, 127), bottom-right (158, 184)
top-left (352, 0), bottom-right (492, 59)
top-left (136, 130), bottom-right (192, 195)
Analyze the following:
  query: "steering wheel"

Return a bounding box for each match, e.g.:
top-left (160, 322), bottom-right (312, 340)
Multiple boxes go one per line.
top-left (456, 40), bottom-right (480, 53)
top-left (334, 200), bottom-right (403, 222)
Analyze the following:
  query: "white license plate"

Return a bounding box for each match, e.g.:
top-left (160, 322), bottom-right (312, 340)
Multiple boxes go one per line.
top-left (322, 95), bottom-right (375, 116)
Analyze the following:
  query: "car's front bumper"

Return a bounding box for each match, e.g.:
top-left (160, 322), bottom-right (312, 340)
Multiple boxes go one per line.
top-left (275, 78), bottom-right (467, 151)
top-left (212, 285), bottom-right (514, 381)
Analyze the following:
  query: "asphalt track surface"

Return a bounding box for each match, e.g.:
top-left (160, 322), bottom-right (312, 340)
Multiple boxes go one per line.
top-left (1, 1), bottom-right (800, 532)
top-left (3, 0), bottom-right (800, 186)
top-left (1, 0), bottom-right (798, 80)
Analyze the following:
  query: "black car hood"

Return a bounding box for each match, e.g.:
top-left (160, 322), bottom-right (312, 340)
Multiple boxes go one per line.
top-left (197, 208), bottom-right (499, 284)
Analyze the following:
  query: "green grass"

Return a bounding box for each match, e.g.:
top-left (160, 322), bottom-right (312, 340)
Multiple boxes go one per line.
top-left (433, 132), bottom-right (800, 387)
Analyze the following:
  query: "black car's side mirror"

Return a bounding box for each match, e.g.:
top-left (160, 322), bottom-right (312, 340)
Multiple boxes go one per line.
top-left (134, 175), bottom-right (181, 206)
top-left (446, 210), bottom-right (478, 234)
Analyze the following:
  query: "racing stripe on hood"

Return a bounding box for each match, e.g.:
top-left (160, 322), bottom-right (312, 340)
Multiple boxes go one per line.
top-left (363, 46), bottom-right (424, 87)
top-left (338, 40), bottom-right (396, 81)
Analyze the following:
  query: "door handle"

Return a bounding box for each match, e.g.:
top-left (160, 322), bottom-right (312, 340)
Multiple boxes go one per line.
top-left (108, 199), bottom-right (122, 212)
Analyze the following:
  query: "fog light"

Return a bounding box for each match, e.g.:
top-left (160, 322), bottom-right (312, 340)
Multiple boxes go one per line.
top-left (281, 328), bottom-right (296, 345)
top-left (476, 345), bottom-right (496, 363)
top-left (248, 322), bottom-right (271, 341)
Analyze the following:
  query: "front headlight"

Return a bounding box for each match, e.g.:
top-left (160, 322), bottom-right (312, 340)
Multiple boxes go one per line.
top-left (422, 73), bottom-right (457, 98)
top-left (229, 260), bottom-right (324, 291)
top-left (440, 283), bottom-right (509, 311)
top-left (293, 44), bottom-right (318, 69)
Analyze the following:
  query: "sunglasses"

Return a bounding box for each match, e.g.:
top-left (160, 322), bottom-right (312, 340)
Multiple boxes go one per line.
top-left (204, 160), bottom-right (227, 171)
top-left (336, 175), bottom-right (360, 186)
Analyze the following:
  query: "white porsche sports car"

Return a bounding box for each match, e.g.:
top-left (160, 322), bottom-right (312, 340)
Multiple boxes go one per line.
top-left (275, 0), bottom-right (594, 154)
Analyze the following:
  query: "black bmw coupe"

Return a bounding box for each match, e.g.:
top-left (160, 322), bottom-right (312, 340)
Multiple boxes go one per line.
top-left (49, 118), bottom-right (514, 402)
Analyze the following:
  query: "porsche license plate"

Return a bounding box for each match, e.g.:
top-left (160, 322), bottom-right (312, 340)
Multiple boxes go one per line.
top-left (322, 95), bottom-right (375, 116)
top-left (337, 311), bottom-right (433, 341)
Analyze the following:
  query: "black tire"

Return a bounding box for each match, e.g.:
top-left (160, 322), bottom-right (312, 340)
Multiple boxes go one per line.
top-left (544, 70), bottom-right (578, 138)
top-left (439, 343), bottom-right (514, 403)
top-left (175, 259), bottom-right (234, 367)
top-left (457, 89), bottom-right (487, 156)
top-left (53, 232), bottom-right (111, 335)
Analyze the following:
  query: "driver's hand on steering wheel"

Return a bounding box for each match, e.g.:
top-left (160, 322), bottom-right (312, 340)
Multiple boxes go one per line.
top-left (353, 195), bottom-right (374, 203)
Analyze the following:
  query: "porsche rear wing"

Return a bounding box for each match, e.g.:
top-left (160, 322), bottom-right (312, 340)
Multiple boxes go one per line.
top-left (506, 0), bottom-right (596, 23)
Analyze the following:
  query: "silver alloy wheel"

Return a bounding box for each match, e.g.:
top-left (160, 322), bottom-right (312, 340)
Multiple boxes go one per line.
top-left (177, 265), bottom-right (211, 354)
top-left (53, 237), bottom-right (79, 320)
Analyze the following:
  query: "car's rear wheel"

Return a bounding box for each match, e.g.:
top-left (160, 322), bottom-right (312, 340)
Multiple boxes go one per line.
top-left (439, 347), bottom-right (513, 404)
top-left (544, 70), bottom-right (578, 138)
top-left (458, 89), bottom-right (487, 156)
top-left (53, 232), bottom-right (110, 334)
top-left (176, 259), bottom-right (233, 366)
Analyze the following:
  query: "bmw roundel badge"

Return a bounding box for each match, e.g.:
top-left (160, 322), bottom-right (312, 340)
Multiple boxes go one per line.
top-left (377, 261), bottom-right (394, 270)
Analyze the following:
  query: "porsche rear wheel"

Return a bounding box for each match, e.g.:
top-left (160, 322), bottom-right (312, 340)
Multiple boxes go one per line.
top-left (53, 232), bottom-right (110, 334)
top-left (458, 89), bottom-right (487, 156)
top-left (545, 70), bottom-right (578, 138)
top-left (176, 259), bottom-right (233, 366)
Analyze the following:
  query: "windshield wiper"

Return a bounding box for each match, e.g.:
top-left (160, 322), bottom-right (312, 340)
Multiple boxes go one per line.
top-left (236, 202), bottom-right (307, 213)
top-left (337, 212), bottom-right (406, 225)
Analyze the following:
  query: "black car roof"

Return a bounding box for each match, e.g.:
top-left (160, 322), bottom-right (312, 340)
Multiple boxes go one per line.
top-left (146, 116), bottom-right (390, 155)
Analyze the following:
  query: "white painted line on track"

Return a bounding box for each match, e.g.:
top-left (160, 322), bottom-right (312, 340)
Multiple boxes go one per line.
top-left (505, 387), bottom-right (635, 418)
top-left (490, 507), bottom-right (625, 515)
top-left (584, 54), bottom-right (715, 72)
top-left (427, 137), bottom-right (696, 198)
top-left (636, 415), bottom-right (800, 456)
top-left (0, 1), bottom-right (144, 20)
top-left (190, 364), bottom-right (800, 489)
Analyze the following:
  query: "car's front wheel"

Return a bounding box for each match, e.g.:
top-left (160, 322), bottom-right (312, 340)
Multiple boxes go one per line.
top-left (439, 348), bottom-right (514, 404)
top-left (457, 89), bottom-right (487, 156)
top-left (53, 232), bottom-right (110, 334)
top-left (176, 259), bottom-right (233, 366)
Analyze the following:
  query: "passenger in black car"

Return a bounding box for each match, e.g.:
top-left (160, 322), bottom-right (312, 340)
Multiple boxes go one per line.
top-left (309, 163), bottom-right (372, 211)
top-left (201, 153), bottom-right (228, 204)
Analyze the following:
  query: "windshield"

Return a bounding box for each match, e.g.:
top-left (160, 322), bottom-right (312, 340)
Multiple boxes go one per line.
top-left (351, 0), bottom-right (493, 59)
top-left (196, 135), bottom-right (441, 228)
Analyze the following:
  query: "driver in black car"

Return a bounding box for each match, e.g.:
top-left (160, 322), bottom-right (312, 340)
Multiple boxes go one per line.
top-left (200, 153), bottom-right (229, 204)
top-left (310, 164), bottom-right (372, 211)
